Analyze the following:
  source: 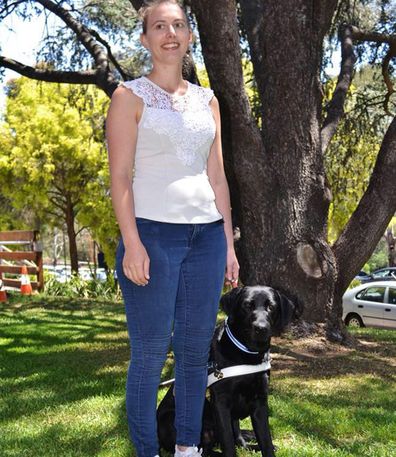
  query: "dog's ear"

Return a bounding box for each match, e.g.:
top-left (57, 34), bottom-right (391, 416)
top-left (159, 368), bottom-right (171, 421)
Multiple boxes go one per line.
top-left (220, 287), bottom-right (243, 316)
top-left (273, 290), bottom-right (301, 335)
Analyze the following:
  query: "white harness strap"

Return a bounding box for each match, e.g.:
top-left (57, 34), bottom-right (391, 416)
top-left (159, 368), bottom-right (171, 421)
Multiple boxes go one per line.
top-left (158, 320), bottom-right (272, 389)
top-left (207, 359), bottom-right (271, 387)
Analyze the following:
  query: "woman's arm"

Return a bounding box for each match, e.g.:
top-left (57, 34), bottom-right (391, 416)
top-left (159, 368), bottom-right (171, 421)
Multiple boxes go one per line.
top-left (106, 86), bottom-right (150, 286)
top-left (207, 96), bottom-right (239, 287)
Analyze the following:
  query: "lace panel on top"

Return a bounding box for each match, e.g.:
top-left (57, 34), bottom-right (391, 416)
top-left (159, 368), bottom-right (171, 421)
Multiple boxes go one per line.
top-left (121, 77), bottom-right (213, 112)
top-left (121, 77), bottom-right (216, 166)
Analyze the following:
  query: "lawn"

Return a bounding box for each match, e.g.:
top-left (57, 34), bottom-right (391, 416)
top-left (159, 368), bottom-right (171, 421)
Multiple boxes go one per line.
top-left (0, 295), bottom-right (395, 457)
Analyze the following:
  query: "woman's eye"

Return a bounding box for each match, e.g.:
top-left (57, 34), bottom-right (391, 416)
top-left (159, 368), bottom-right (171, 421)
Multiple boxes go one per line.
top-left (175, 22), bottom-right (185, 28)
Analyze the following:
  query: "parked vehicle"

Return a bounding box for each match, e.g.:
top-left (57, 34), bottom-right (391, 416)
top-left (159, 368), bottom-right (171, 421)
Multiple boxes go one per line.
top-left (354, 270), bottom-right (371, 282)
top-left (361, 267), bottom-right (396, 283)
top-left (79, 268), bottom-right (107, 282)
top-left (342, 280), bottom-right (396, 328)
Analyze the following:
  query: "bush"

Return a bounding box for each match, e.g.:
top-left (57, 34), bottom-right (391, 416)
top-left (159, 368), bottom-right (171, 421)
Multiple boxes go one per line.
top-left (44, 274), bottom-right (119, 300)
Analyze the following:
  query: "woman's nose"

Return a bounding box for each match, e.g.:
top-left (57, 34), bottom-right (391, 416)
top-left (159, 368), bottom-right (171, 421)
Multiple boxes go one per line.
top-left (166, 25), bottom-right (176, 37)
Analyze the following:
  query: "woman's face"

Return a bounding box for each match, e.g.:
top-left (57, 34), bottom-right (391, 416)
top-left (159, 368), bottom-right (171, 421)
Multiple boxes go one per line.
top-left (141, 2), bottom-right (192, 65)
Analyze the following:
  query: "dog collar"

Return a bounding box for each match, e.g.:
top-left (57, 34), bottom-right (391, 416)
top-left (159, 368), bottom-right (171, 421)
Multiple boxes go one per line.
top-left (224, 318), bottom-right (259, 354)
top-left (207, 359), bottom-right (271, 387)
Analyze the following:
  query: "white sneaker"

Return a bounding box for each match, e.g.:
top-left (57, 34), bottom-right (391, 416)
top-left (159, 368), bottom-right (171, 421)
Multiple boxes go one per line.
top-left (174, 446), bottom-right (202, 457)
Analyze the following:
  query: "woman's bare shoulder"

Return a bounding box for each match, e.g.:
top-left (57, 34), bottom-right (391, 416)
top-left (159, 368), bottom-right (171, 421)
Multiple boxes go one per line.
top-left (111, 84), bottom-right (142, 105)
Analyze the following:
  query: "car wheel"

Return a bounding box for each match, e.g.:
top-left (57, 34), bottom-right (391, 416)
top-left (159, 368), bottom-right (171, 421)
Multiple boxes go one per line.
top-left (345, 313), bottom-right (364, 328)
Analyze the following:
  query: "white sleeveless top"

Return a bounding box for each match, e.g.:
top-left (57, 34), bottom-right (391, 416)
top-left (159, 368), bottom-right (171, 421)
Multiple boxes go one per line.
top-left (121, 76), bottom-right (223, 224)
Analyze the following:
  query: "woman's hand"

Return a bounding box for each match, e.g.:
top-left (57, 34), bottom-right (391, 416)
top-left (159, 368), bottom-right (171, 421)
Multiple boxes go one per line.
top-left (123, 241), bottom-right (150, 286)
top-left (225, 248), bottom-right (239, 288)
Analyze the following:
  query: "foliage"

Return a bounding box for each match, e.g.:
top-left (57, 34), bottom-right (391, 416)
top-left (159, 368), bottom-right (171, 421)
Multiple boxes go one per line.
top-left (1, 298), bottom-right (396, 456)
top-left (363, 237), bottom-right (389, 272)
top-left (324, 65), bottom-right (393, 243)
top-left (0, 76), bottom-right (119, 266)
top-left (44, 274), bottom-right (119, 300)
top-left (325, 0), bottom-right (396, 76)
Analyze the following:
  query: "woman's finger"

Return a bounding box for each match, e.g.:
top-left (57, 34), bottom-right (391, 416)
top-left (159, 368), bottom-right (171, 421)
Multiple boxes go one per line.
top-left (143, 257), bottom-right (150, 281)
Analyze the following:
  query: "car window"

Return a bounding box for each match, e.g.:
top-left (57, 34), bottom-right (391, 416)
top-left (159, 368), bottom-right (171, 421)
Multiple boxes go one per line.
top-left (388, 288), bottom-right (396, 305)
top-left (357, 287), bottom-right (385, 303)
top-left (373, 270), bottom-right (388, 277)
top-left (356, 289), bottom-right (367, 299)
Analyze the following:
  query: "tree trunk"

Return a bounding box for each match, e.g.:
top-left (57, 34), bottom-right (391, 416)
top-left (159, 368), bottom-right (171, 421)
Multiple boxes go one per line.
top-left (65, 194), bottom-right (79, 274)
top-left (194, 0), bottom-right (338, 323)
top-left (386, 228), bottom-right (396, 267)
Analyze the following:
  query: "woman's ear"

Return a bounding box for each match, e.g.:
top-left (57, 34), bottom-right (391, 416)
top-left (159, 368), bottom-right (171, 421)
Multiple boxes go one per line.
top-left (220, 287), bottom-right (242, 316)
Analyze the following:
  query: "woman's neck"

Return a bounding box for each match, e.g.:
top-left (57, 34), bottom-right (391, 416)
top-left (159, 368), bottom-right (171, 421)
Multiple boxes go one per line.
top-left (148, 64), bottom-right (186, 94)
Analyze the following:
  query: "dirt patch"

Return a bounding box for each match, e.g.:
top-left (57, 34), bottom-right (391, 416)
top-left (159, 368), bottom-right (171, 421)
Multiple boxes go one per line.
top-left (270, 327), bottom-right (396, 380)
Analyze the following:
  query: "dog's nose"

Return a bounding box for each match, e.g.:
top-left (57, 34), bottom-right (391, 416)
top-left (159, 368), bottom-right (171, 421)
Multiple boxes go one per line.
top-left (253, 323), bottom-right (270, 336)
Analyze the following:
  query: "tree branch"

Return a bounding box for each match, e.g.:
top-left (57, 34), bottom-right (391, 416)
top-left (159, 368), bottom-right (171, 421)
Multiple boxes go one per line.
top-left (0, 0), bottom-right (25, 19)
top-left (34, 0), bottom-right (107, 68)
top-left (0, 56), bottom-right (98, 84)
top-left (75, 225), bottom-right (88, 237)
top-left (350, 26), bottom-right (396, 45)
top-left (350, 26), bottom-right (396, 116)
top-left (45, 208), bottom-right (64, 219)
top-left (32, 0), bottom-right (118, 96)
top-left (321, 25), bottom-right (356, 154)
top-left (333, 115), bottom-right (396, 292)
top-left (87, 27), bottom-right (135, 81)
top-left (382, 43), bottom-right (396, 115)
top-left (48, 196), bottom-right (67, 214)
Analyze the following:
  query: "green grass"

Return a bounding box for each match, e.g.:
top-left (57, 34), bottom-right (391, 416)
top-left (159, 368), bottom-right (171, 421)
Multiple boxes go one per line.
top-left (1, 295), bottom-right (395, 457)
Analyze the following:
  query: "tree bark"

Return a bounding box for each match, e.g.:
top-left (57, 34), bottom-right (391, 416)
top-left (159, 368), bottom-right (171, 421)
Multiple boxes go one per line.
top-left (194, 0), bottom-right (339, 322)
top-left (386, 228), bottom-right (396, 267)
top-left (65, 194), bottom-right (79, 274)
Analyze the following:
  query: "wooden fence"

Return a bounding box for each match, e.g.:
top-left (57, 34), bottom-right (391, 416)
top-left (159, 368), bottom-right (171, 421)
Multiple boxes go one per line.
top-left (0, 230), bottom-right (44, 291)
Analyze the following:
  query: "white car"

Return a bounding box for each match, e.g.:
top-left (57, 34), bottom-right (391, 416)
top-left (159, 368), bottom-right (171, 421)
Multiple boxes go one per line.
top-left (342, 280), bottom-right (396, 328)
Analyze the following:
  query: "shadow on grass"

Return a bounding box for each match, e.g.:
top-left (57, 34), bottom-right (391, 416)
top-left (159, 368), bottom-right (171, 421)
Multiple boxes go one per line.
top-left (0, 298), bottom-right (174, 430)
top-left (270, 374), bottom-right (396, 454)
top-left (1, 298), bottom-right (395, 456)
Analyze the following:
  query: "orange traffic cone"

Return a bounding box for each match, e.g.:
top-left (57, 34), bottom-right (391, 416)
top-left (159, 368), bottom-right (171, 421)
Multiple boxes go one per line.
top-left (0, 278), bottom-right (7, 303)
top-left (20, 266), bottom-right (33, 295)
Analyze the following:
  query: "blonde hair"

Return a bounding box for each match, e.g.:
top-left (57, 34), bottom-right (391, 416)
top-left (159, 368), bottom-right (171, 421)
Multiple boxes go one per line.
top-left (139, 0), bottom-right (189, 34)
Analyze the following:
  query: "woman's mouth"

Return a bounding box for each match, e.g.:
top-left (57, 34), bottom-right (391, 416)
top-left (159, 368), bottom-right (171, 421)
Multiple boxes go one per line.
top-left (162, 42), bottom-right (180, 50)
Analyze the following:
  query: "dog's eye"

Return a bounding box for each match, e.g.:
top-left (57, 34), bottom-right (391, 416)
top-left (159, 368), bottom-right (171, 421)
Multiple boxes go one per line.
top-left (266, 300), bottom-right (275, 310)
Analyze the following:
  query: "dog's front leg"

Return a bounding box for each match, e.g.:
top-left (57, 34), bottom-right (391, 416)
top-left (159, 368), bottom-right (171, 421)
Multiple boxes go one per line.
top-left (250, 400), bottom-right (276, 457)
top-left (211, 395), bottom-right (237, 457)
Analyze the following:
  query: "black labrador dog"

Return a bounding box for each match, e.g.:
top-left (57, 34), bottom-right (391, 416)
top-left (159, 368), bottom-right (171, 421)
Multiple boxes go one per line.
top-left (157, 285), bottom-right (301, 457)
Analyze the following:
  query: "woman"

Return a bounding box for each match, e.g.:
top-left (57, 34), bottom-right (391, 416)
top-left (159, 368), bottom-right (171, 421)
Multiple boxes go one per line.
top-left (106, 1), bottom-right (239, 456)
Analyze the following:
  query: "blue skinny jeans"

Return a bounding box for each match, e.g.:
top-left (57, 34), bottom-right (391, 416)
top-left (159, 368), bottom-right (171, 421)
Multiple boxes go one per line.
top-left (116, 218), bottom-right (227, 457)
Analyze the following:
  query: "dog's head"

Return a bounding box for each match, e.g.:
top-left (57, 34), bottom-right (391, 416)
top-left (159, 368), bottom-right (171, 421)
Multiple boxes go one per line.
top-left (220, 286), bottom-right (301, 351)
